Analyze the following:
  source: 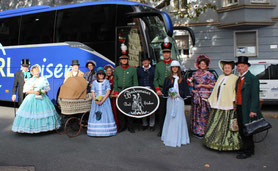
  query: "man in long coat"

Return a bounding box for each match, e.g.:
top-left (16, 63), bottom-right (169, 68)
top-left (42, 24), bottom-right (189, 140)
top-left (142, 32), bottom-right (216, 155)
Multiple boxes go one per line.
top-left (235, 56), bottom-right (263, 159)
top-left (154, 38), bottom-right (172, 136)
top-left (12, 59), bottom-right (31, 106)
top-left (64, 60), bottom-right (84, 83)
top-left (114, 54), bottom-right (138, 133)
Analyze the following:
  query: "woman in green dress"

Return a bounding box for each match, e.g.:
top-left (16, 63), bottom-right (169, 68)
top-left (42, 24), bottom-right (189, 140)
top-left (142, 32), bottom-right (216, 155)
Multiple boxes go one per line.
top-left (203, 61), bottom-right (241, 151)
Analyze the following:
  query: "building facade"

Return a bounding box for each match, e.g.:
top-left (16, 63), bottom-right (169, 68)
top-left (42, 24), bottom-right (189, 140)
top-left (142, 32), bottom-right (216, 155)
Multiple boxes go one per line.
top-left (163, 0), bottom-right (278, 71)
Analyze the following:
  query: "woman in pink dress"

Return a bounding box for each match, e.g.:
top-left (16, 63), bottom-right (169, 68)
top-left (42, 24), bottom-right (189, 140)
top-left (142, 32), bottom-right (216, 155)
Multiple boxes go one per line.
top-left (190, 55), bottom-right (216, 138)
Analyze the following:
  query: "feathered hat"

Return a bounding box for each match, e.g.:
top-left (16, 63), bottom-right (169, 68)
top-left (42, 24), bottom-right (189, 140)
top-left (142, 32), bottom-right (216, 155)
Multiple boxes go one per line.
top-left (161, 37), bottom-right (172, 53)
top-left (104, 64), bottom-right (115, 72)
top-left (119, 43), bottom-right (128, 59)
top-left (194, 54), bottom-right (211, 69)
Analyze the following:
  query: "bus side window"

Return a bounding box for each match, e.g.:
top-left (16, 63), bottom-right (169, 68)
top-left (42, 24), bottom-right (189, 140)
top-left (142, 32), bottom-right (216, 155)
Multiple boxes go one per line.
top-left (20, 11), bottom-right (55, 45)
top-left (55, 5), bottom-right (116, 62)
top-left (0, 16), bottom-right (20, 46)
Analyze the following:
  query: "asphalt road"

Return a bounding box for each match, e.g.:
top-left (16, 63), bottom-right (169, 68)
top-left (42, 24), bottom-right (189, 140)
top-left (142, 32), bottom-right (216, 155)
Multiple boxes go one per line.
top-left (0, 105), bottom-right (277, 171)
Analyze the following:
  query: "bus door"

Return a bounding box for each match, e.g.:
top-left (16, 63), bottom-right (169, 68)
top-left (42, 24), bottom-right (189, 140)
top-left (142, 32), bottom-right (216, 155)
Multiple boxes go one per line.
top-left (115, 24), bottom-right (147, 67)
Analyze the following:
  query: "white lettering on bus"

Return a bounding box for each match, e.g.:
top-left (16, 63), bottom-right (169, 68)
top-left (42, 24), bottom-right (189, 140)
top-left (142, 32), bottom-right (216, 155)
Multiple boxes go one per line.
top-left (54, 64), bottom-right (63, 78)
top-left (0, 57), bottom-right (14, 77)
top-left (0, 57), bottom-right (73, 79)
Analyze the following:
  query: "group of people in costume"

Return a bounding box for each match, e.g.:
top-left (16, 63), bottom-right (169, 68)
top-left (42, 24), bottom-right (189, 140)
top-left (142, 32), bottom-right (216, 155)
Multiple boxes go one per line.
top-left (11, 38), bottom-right (263, 159)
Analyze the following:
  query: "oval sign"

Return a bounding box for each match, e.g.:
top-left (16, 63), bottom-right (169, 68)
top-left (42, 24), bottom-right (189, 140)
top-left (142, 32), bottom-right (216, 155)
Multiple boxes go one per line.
top-left (116, 86), bottom-right (160, 118)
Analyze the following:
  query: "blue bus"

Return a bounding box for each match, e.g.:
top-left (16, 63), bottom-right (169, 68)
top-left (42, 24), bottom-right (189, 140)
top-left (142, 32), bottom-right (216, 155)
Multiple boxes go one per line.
top-left (0, 0), bottom-right (194, 103)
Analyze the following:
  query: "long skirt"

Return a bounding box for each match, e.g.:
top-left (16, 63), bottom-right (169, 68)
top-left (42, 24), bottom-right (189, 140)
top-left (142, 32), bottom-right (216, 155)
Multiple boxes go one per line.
top-left (203, 109), bottom-right (241, 151)
top-left (12, 94), bottom-right (60, 133)
top-left (161, 97), bottom-right (190, 147)
top-left (87, 98), bottom-right (117, 136)
top-left (190, 95), bottom-right (211, 136)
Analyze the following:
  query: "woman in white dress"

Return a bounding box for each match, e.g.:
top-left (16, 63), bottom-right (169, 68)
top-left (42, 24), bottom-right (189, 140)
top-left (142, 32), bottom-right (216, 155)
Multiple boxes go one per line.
top-left (161, 61), bottom-right (190, 147)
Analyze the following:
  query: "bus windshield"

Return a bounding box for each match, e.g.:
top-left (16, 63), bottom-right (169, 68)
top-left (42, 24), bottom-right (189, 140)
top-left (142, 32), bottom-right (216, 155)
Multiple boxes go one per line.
top-left (143, 15), bottom-right (180, 63)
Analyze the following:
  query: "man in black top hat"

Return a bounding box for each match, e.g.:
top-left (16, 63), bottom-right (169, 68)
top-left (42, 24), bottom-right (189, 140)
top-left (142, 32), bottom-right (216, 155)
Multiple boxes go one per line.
top-left (137, 57), bottom-right (156, 131)
top-left (235, 56), bottom-right (263, 159)
top-left (12, 59), bottom-right (32, 106)
top-left (64, 60), bottom-right (84, 83)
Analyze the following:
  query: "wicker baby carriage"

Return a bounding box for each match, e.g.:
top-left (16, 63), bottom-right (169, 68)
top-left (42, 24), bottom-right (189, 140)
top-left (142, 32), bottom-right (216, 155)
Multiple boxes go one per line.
top-left (55, 93), bottom-right (92, 138)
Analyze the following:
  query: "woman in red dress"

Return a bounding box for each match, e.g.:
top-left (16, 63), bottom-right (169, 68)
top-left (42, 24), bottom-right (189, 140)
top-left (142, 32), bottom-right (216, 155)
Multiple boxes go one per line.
top-left (104, 64), bottom-right (119, 130)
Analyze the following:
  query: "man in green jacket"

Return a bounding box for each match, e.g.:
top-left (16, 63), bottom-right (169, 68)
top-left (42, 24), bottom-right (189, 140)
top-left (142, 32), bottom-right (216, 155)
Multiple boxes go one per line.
top-left (114, 54), bottom-right (138, 133)
top-left (154, 38), bottom-right (173, 136)
top-left (235, 56), bottom-right (263, 159)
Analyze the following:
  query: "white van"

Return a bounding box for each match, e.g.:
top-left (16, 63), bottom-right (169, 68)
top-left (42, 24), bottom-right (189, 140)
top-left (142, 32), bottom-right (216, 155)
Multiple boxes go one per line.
top-left (248, 60), bottom-right (278, 103)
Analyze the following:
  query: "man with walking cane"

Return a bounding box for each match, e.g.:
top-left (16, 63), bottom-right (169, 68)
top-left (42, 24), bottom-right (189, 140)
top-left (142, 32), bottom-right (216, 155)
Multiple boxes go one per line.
top-left (12, 59), bottom-right (32, 111)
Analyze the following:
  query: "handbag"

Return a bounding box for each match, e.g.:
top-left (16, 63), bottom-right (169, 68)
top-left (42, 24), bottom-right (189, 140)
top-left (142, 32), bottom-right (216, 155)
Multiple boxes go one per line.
top-left (229, 111), bottom-right (238, 132)
top-left (244, 118), bottom-right (272, 136)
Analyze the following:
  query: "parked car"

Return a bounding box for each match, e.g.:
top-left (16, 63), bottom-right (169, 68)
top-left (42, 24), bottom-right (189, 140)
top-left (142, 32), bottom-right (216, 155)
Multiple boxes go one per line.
top-left (183, 69), bottom-right (219, 103)
top-left (246, 60), bottom-right (278, 103)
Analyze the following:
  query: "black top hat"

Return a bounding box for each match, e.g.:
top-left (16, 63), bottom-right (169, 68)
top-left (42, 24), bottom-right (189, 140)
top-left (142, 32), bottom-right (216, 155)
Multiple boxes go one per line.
top-left (235, 56), bottom-right (251, 66)
top-left (21, 59), bottom-right (30, 67)
top-left (141, 57), bottom-right (151, 62)
top-left (71, 60), bottom-right (80, 66)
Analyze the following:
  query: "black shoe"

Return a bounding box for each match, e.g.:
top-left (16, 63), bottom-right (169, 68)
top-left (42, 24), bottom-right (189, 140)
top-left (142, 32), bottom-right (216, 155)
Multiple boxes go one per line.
top-left (236, 150), bottom-right (244, 154)
top-left (128, 127), bottom-right (135, 133)
top-left (157, 131), bottom-right (162, 137)
top-left (118, 127), bottom-right (126, 133)
top-left (150, 127), bottom-right (155, 132)
top-left (142, 126), bottom-right (148, 131)
top-left (236, 153), bottom-right (251, 159)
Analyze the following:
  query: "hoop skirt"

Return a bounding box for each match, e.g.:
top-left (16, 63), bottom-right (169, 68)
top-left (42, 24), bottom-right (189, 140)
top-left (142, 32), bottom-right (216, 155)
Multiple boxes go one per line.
top-left (161, 97), bottom-right (190, 147)
top-left (203, 109), bottom-right (241, 151)
top-left (87, 80), bottom-right (117, 136)
top-left (12, 77), bottom-right (60, 133)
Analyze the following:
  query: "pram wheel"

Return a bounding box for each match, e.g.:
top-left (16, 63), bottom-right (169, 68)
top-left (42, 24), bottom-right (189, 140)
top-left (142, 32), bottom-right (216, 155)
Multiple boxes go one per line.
top-left (65, 117), bottom-right (82, 138)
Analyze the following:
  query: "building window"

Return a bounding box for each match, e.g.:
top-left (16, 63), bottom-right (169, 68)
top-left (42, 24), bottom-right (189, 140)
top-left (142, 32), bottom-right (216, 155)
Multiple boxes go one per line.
top-left (222, 0), bottom-right (238, 7)
top-left (234, 30), bottom-right (258, 57)
top-left (174, 34), bottom-right (189, 58)
top-left (251, 0), bottom-right (269, 3)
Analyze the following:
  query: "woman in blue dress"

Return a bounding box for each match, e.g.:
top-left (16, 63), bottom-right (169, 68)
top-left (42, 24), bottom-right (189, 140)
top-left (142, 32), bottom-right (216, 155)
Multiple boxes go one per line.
top-left (87, 68), bottom-right (117, 136)
top-left (161, 61), bottom-right (190, 147)
top-left (12, 64), bottom-right (60, 133)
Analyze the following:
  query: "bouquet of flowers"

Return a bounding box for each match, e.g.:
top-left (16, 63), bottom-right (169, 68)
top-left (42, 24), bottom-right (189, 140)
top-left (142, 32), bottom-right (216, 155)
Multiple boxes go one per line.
top-left (187, 77), bottom-right (193, 86)
top-left (38, 89), bottom-right (44, 95)
top-left (168, 88), bottom-right (178, 98)
top-left (95, 95), bottom-right (103, 101)
top-left (35, 89), bottom-right (44, 100)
